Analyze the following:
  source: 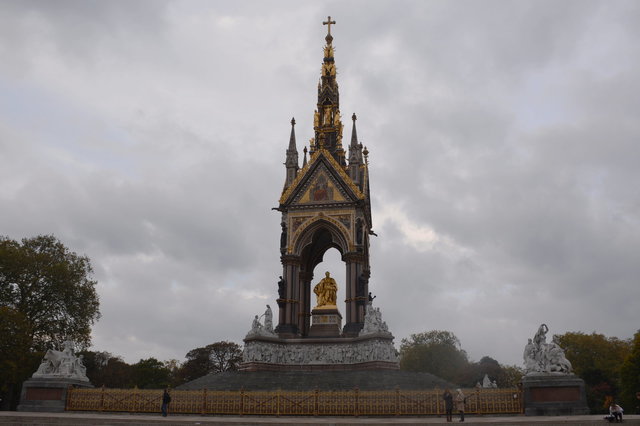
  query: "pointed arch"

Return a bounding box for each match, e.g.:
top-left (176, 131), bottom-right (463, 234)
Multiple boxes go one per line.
top-left (292, 215), bottom-right (350, 259)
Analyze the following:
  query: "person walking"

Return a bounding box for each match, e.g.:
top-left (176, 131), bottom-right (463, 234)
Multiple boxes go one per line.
top-left (161, 388), bottom-right (171, 417)
top-left (454, 388), bottom-right (466, 422)
top-left (443, 389), bottom-right (454, 422)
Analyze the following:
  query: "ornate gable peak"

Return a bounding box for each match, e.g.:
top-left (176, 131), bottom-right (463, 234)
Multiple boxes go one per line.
top-left (279, 148), bottom-right (364, 205)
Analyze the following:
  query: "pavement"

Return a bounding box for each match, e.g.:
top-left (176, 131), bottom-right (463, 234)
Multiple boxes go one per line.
top-left (0, 412), bottom-right (639, 425)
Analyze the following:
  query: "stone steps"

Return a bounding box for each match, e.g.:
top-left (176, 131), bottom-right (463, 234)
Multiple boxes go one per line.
top-left (177, 370), bottom-right (456, 391)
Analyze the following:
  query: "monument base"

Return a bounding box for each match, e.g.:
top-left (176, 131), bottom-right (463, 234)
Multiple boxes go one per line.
top-left (17, 378), bottom-right (93, 412)
top-left (242, 332), bottom-right (398, 371)
top-left (308, 307), bottom-right (342, 337)
top-left (522, 374), bottom-right (589, 416)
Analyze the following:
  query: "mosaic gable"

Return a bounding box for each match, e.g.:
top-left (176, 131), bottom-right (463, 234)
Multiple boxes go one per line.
top-left (294, 167), bottom-right (349, 205)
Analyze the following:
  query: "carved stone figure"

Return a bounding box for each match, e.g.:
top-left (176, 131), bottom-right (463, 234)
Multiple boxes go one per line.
top-left (547, 343), bottom-right (572, 373)
top-left (482, 374), bottom-right (492, 388)
top-left (323, 108), bottom-right (331, 126)
top-left (313, 271), bottom-right (338, 307)
top-left (280, 222), bottom-right (287, 251)
top-left (523, 338), bottom-right (538, 371)
top-left (246, 308), bottom-right (277, 338)
top-left (251, 315), bottom-right (262, 332)
top-left (523, 324), bottom-right (572, 375)
top-left (356, 219), bottom-right (363, 245)
top-left (277, 276), bottom-right (286, 299)
top-left (32, 340), bottom-right (89, 382)
top-left (534, 323), bottom-right (548, 346)
top-left (314, 110), bottom-right (319, 127)
top-left (264, 305), bottom-right (273, 332)
top-left (359, 301), bottom-right (390, 336)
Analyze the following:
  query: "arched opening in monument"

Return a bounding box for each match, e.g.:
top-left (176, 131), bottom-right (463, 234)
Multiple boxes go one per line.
top-left (311, 247), bottom-right (345, 314)
top-left (294, 222), bottom-right (351, 336)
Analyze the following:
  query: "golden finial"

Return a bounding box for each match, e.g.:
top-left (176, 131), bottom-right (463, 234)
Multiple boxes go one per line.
top-left (323, 16), bottom-right (336, 43)
top-left (363, 145), bottom-right (369, 164)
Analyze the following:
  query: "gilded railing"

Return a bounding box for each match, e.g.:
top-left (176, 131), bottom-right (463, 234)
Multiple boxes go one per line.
top-left (66, 387), bottom-right (523, 416)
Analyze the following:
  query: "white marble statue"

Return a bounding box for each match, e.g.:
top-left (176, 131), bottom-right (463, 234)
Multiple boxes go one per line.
top-left (482, 374), bottom-right (492, 388)
top-left (359, 300), bottom-right (391, 336)
top-left (264, 305), bottom-right (273, 333)
top-left (32, 340), bottom-right (89, 382)
top-left (523, 324), bottom-right (572, 375)
top-left (246, 308), bottom-right (277, 338)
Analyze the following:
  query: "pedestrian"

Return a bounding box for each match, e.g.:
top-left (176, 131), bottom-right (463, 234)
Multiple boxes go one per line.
top-left (442, 388), bottom-right (453, 422)
top-left (161, 388), bottom-right (171, 417)
top-left (454, 388), bottom-right (466, 422)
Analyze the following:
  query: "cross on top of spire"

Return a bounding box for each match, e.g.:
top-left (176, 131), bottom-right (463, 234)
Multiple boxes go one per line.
top-left (322, 16), bottom-right (336, 37)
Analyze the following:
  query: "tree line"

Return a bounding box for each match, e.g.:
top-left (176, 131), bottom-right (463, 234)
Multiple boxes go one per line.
top-left (399, 329), bottom-right (640, 414)
top-left (77, 341), bottom-right (243, 389)
top-left (1, 235), bottom-right (639, 414)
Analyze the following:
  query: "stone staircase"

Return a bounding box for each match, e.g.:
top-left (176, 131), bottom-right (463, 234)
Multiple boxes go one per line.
top-left (177, 370), bottom-right (456, 391)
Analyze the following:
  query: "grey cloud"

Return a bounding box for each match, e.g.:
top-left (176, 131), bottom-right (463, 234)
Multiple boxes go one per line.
top-left (1, 1), bottom-right (638, 367)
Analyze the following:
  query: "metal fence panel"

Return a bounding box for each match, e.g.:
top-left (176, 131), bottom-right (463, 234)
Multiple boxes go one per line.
top-left (66, 386), bottom-right (523, 416)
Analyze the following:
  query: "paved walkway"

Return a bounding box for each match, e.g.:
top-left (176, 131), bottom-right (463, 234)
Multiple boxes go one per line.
top-left (1, 412), bottom-right (639, 425)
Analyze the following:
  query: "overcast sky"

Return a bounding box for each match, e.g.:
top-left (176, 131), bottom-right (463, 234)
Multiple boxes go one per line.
top-left (1, 0), bottom-right (639, 369)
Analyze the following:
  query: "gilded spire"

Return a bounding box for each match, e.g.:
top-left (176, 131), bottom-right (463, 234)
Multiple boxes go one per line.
top-left (314, 16), bottom-right (345, 166)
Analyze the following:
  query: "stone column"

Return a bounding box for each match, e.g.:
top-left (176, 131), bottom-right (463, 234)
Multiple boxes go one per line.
top-left (276, 254), bottom-right (301, 337)
top-left (342, 252), bottom-right (366, 336)
top-left (298, 270), bottom-right (313, 336)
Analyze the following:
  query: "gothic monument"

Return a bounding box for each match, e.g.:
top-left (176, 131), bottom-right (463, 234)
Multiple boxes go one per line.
top-left (241, 17), bottom-right (398, 371)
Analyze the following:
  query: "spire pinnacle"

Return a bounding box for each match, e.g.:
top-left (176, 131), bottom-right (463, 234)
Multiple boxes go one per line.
top-left (315, 16), bottom-right (344, 164)
top-left (350, 113), bottom-right (358, 148)
top-left (288, 117), bottom-right (297, 150)
top-left (284, 117), bottom-right (299, 188)
top-left (323, 16), bottom-right (336, 44)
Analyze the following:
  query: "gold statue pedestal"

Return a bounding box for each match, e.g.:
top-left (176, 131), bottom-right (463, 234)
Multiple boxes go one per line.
top-left (308, 306), bottom-right (342, 337)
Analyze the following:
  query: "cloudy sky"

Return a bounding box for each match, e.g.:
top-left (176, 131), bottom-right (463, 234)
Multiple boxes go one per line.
top-left (1, 0), bottom-right (639, 368)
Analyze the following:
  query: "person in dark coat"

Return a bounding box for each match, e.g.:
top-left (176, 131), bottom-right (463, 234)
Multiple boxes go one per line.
top-left (161, 388), bottom-right (171, 417)
top-left (443, 389), bottom-right (454, 422)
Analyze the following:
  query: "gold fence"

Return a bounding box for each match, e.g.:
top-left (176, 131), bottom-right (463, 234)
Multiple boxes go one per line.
top-left (66, 387), bottom-right (523, 416)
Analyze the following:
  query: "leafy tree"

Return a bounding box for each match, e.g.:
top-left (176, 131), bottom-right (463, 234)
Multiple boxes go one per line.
top-left (78, 351), bottom-right (132, 388)
top-left (0, 235), bottom-right (101, 350)
top-left (555, 332), bottom-right (631, 413)
top-left (456, 356), bottom-right (524, 388)
top-left (163, 359), bottom-right (183, 387)
top-left (620, 330), bottom-right (640, 413)
top-left (177, 341), bottom-right (243, 384)
top-left (130, 357), bottom-right (171, 389)
top-left (498, 364), bottom-right (525, 388)
top-left (0, 307), bottom-right (40, 409)
top-left (99, 357), bottom-right (132, 388)
top-left (399, 330), bottom-right (468, 383)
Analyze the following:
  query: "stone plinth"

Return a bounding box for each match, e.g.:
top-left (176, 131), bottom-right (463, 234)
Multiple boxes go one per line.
top-left (308, 307), bottom-right (342, 337)
top-left (522, 374), bottom-right (589, 416)
top-left (17, 378), bottom-right (93, 412)
top-left (241, 333), bottom-right (398, 371)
